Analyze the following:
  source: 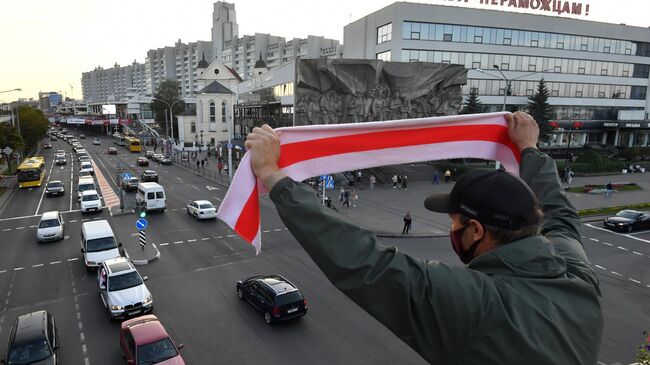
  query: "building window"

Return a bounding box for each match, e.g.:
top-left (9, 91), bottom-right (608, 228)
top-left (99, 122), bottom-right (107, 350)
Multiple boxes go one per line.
top-left (377, 23), bottom-right (392, 44)
top-left (575, 91), bottom-right (583, 97)
top-left (528, 64), bottom-right (536, 72)
top-left (551, 90), bottom-right (559, 97)
top-left (556, 41), bottom-right (564, 49)
top-left (625, 48), bottom-right (632, 55)
top-left (222, 101), bottom-right (227, 123)
top-left (554, 65), bottom-right (562, 73)
top-left (531, 40), bottom-right (538, 47)
top-left (376, 50), bottom-right (391, 61)
top-left (578, 67), bottom-right (585, 74)
top-left (598, 91), bottom-right (605, 98)
top-left (443, 33), bottom-right (452, 42)
top-left (190, 122), bottom-right (196, 133)
top-left (603, 46), bottom-right (611, 53)
top-left (500, 63), bottom-right (510, 71)
top-left (472, 61), bottom-right (481, 69)
top-left (474, 35), bottom-right (483, 43)
top-left (209, 101), bottom-right (215, 122)
top-left (580, 44), bottom-right (588, 51)
top-left (526, 89), bottom-right (534, 96)
top-left (622, 70), bottom-right (629, 77)
top-left (503, 37), bottom-right (511, 45)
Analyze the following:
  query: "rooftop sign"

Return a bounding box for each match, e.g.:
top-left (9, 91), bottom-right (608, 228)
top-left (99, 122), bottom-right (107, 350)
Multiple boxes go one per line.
top-left (446, 0), bottom-right (591, 17)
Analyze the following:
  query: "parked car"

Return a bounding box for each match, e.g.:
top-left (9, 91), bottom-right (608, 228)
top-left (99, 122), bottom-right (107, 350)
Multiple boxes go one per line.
top-left (141, 170), bottom-right (158, 182)
top-left (236, 275), bottom-right (307, 325)
top-left (108, 147), bottom-right (118, 155)
top-left (604, 210), bottom-right (650, 232)
top-left (122, 177), bottom-right (140, 192)
top-left (43, 143), bottom-right (52, 149)
top-left (45, 180), bottom-right (65, 197)
top-left (160, 156), bottom-right (172, 165)
top-left (55, 154), bottom-right (67, 165)
top-left (119, 315), bottom-right (185, 365)
top-left (186, 200), bottom-right (217, 219)
top-left (144, 151), bottom-right (155, 159)
top-left (79, 134), bottom-right (86, 139)
top-left (92, 138), bottom-right (101, 145)
top-left (137, 157), bottom-right (149, 167)
top-left (80, 190), bottom-right (103, 213)
top-left (36, 211), bottom-right (64, 242)
top-left (3, 310), bottom-right (59, 365)
top-left (98, 257), bottom-right (153, 321)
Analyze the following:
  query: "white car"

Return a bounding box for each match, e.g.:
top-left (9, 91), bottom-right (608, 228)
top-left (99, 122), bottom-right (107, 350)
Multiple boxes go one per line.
top-left (186, 200), bottom-right (217, 219)
top-left (80, 190), bottom-right (103, 213)
top-left (36, 211), bottom-right (64, 242)
top-left (79, 161), bottom-right (94, 175)
top-left (98, 257), bottom-right (153, 320)
top-left (92, 138), bottom-right (101, 145)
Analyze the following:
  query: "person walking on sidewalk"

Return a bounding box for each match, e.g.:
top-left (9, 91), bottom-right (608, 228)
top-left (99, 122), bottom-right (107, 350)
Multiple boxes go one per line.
top-left (342, 190), bottom-right (350, 208)
top-left (218, 161), bottom-right (224, 175)
top-left (351, 189), bottom-right (358, 207)
top-left (402, 212), bottom-right (412, 234)
top-left (567, 168), bottom-right (574, 184)
top-left (402, 174), bottom-right (408, 190)
top-left (433, 171), bottom-right (440, 184)
top-left (444, 169), bottom-right (451, 183)
top-left (605, 182), bottom-right (613, 198)
top-left (339, 186), bottom-right (345, 202)
top-left (201, 159), bottom-right (205, 171)
top-left (397, 174), bottom-right (402, 189)
top-left (357, 170), bottom-right (362, 184)
top-left (392, 174), bottom-right (398, 189)
top-left (369, 174), bottom-right (376, 190)
top-left (196, 159), bottom-right (200, 171)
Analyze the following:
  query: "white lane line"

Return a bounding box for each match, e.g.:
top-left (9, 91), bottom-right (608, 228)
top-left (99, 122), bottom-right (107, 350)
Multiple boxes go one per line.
top-left (595, 265), bottom-right (607, 270)
top-left (263, 230), bottom-right (271, 233)
top-left (273, 228), bottom-right (282, 232)
top-left (215, 235), bottom-right (223, 239)
top-left (201, 237), bottom-right (210, 241)
top-left (585, 223), bottom-right (650, 244)
top-left (628, 278), bottom-right (641, 284)
top-left (602, 242), bottom-right (613, 246)
top-left (15, 227), bottom-right (24, 230)
top-left (173, 241), bottom-right (183, 244)
top-left (67, 258), bottom-right (79, 262)
top-left (226, 234), bottom-right (234, 237)
top-left (69, 220), bottom-right (77, 223)
top-left (29, 225), bottom-right (37, 228)
top-left (611, 271), bottom-right (623, 277)
top-left (2, 229), bottom-right (10, 232)
top-left (176, 177), bottom-right (182, 180)
top-left (34, 158), bottom-right (55, 215)
top-left (214, 197), bottom-right (222, 201)
top-left (159, 243), bottom-right (170, 246)
top-left (69, 155), bottom-right (74, 211)
top-left (617, 246), bottom-right (629, 251)
top-left (588, 238), bottom-right (599, 242)
top-left (633, 251), bottom-right (644, 256)
top-left (13, 267), bottom-right (24, 271)
top-left (0, 270), bottom-right (6, 274)
top-left (171, 208), bottom-right (179, 211)
top-left (187, 239), bottom-right (197, 242)
top-left (32, 264), bottom-right (44, 268)
top-left (50, 261), bottom-right (61, 265)
top-left (221, 240), bottom-right (234, 252)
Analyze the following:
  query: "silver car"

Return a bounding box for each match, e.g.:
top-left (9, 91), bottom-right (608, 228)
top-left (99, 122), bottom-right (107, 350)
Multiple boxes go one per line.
top-left (36, 211), bottom-right (64, 242)
top-left (98, 257), bottom-right (153, 320)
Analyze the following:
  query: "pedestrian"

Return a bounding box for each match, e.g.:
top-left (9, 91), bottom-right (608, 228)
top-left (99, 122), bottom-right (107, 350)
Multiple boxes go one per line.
top-left (559, 168), bottom-right (566, 183)
top-left (567, 168), bottom-right (574, 184)
top-left (351, 189), bottom-right (358, 207)
top-left (433, 171), bottom-right (440, 184)
top-left (605, 181), bottom-right (613, 198)
top-left (392, 174), bottom-right (398, 189)
top-left (397, 174), bottom-right (402, 188)
top-left (343, 190), bottom-right (350, 207)
top-left (244, 112), bottom-right (603, 364)
top-left (369, 174), bottom-right (376, 190)
top-left (444, 169), bottom-right (451, 183)
top-left (402, 174), bottom-right (408, 190)
top-left (217, 161), bottom-right (224, 175)
top-left (402, 212), bottom-right (412, 234)
top-left (196, 159), bottom-right (200, 170)
top-left (339, 187), bottom-right (345, 202)
top-left (348, 177), bottom-right (354, 188)
top-left (356, 170), bottom-right (362, 184)
top-left (224, 164), bottom-right (229, 174)
top-left (201, 159), bottom-right (205, 171)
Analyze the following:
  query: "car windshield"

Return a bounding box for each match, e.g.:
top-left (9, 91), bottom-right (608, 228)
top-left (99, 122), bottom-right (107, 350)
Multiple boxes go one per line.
top-left (136, 338), bottom-right (178, 365)
top-left (86, 236), bottom-right (117, 253)
top-left (616, 211), bottom-right (639, 220)
top-left (47, 182), bottom-right (63, 188)
top-left (199, 203), bottom-right (214, 209)
top-left (108, 271), bottom-right (143, 291)
top-left (81, 163), bottom-right (92, 169)
top-left (8, 339), bottom-right (52, 365)
top-left (56, 156), bottom-right (65, 160)
top-left (39, 219), bottom-right (60, 229)
top-left (82, 194), bottom-right (99, 202)
top-left (276, 290), bottom-right (303, 306)
top-left (79, 184), bottom-right (95, 192)
top-left (17, 169), bottom-right (40, 182)
top-left (128, 178), bottom-right (140, 184)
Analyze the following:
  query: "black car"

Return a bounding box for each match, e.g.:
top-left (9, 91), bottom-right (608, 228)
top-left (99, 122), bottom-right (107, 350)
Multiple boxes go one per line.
top-left (236, 275), bottom-right (307, 325)
top-left (45, 181), bottom-right (65, 197)
top-left (3, 310), bottom-right (59, 364)
top-left (141, 170), bottom-right (158, 182)
top-left (604, 210), bottom-right (650, 232)
top-left (55, 155), bottom-right (66, 166)
top-left (160, 156), bottom-right (172, 165)
top-left (43, 143), bottom-right (52, 149)
top-left (123, 177), bottom-right (140, 192)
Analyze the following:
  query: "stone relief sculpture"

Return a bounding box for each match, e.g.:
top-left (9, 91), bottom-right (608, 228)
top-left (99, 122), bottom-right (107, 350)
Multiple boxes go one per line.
top-left (294, 59), bottom-right (468, 126)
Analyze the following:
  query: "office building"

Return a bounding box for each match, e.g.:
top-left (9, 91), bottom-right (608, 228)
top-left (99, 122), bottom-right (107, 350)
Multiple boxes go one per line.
top-left (81, 61), bottom-right (147, 105)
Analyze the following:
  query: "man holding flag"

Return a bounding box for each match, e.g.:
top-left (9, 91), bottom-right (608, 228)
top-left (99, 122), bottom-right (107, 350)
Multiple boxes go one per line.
top-left (242, 112), bottom-right (603, 364)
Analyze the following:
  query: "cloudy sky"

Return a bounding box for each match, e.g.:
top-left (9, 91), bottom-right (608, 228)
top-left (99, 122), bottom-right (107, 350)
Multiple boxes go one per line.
top-left (1, 0), bottom-right (649, 102)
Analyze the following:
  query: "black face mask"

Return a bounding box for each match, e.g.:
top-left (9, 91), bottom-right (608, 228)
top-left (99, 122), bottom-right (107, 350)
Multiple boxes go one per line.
top-left (449, 223), bottom-right (483, 264)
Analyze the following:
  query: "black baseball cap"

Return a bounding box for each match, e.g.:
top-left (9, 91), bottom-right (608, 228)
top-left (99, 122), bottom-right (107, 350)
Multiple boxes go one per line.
top-left (424, 169), bottom-right (541, 230)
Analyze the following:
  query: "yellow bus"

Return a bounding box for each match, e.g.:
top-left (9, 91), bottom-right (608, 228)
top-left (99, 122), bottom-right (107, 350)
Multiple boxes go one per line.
top-left (125, 137), bottom-right (142, 152)
top-left (17, 157), bottom-right (46, 188)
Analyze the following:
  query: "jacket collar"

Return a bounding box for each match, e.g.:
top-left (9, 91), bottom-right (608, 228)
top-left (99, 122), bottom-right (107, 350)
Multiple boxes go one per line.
top-left (468, 235), bottom-right (567, 278)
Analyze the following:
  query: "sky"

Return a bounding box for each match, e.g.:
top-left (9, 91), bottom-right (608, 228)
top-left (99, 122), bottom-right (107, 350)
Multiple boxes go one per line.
top-left (1, 0), bottom-right (649, 103)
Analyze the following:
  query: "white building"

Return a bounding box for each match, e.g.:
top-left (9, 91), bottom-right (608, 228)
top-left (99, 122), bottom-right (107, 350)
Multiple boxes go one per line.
top-left (81, 61), bottom-right (147, 104)
top-left (212, 1), bottom-right (238, 61)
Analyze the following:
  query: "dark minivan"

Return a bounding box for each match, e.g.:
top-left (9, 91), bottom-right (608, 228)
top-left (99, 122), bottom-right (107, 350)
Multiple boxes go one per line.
top-left (2, 310), bottom-right (59, 364)
top-left (236, 275), bottom-right (307, 325)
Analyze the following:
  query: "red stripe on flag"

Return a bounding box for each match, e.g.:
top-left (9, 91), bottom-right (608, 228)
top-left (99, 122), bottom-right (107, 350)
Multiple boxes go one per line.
top-left (278, 124), bottom-right (518, 168)
top-left (234, 184), bottom-right (260, 242)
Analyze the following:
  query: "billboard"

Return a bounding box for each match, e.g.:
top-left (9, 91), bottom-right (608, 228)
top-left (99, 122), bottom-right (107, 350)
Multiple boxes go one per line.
top-left (102, 104), bottom-right (116, 115)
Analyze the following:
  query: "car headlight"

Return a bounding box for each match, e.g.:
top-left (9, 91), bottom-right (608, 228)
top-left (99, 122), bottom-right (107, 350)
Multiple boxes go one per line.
top-left (143, 295), bottom-right (152, 305)
top-left (86, 261), bottom-right (97, 266)
top-left (110, 305), bottom-right (124, 310)
top-left (617, 223), bottom-right (625, 226)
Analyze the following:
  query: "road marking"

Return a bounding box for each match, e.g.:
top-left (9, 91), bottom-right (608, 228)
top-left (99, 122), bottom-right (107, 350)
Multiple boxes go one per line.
top-left (159, 243), bottom-right (170, 246)
top-left (585, 224), bottom-right (650, 244)
top-left (226, 234), bottom-right (234, 237)
top-left (67, 258), bottom-right (79, 262)
top-left (50, 261), bottom-right (61, 265)
top-left (628, 278), bottom-right (641, 284)
top-left (206, 185), bottom-right (219, 191)
top-left (588, 238), bottom-right (599, 242)
top-left (69, 220), bottom-right (77, 223)
top-left (602, 242), bottom-right (613, 246)
top-left (29, 225), bottom-right (37, 228)
top-left (0, 270), bottom-right (6, 274)
top-left (69, 157), bottom-right (74, 211)
top-left (35, 158), bottom-right (55, 215)
top-left (214, 197), bottom-right (222, 201)
top-left (221, 240), bottom-right (234, 252)
top-left (0, 214), bottom-right (42, 222)
top-left (633, 251), bottom-right (644, 256)
top-left (13, 267), bottom-right (24, 271)
top-left (187, 239), bottom-right (197, 242)
top-left (32, 264), bottom-right (44, 268)
top-left (611, 271), bottom-right (623, 277)
top-left (173, 241), bottom-right (183, 244)
top-left (263, 230), bottom-right (270, 233)
top-left (273, 228), bottom-right (282, 232)
top-left (176, 177), bottom-right (182, 180)
top-left (2, 229), bottom-right (10, 232)
top-left (617, 246), bottom-right (629, 251)
top-left (15, 227), bottom-right (24, 230)
top-left (190, 185), bottom-right (199, 190)
top-left (595, 265), bottom-right (607, 270)
top-left (201, 237), bottom-right (210, 241)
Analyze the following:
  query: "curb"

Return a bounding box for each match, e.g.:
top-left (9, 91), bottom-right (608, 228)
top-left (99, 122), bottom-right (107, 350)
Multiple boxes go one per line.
top-left (376, 232), bottom-right (448, 239)
top-left (109, 206), bottom-right (135, 217)
top-left (123, 243), bottom-right (160, 266)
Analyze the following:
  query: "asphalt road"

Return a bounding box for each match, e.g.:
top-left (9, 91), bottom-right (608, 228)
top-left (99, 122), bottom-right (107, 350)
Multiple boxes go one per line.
top-left (0, 126), bottom-right (648, 364)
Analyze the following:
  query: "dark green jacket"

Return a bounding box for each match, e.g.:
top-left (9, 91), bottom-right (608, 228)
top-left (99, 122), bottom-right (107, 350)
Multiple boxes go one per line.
top-left (269, 148), bottom-right (603, 364)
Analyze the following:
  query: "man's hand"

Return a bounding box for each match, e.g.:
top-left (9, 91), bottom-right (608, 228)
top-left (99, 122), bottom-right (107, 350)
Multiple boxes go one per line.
top-left (245, 125), bottom-right (286, 190)
top-left (506, 111), bottom-right (539, 152)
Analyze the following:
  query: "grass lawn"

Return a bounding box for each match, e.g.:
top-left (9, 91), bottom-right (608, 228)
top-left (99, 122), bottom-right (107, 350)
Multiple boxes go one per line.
top-left (578, 203), bottom-right (650, 217)
top-left (566, 183), bottom-right (643, 194)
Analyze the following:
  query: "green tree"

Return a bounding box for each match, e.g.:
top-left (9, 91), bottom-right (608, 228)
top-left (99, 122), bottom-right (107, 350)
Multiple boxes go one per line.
top-left (459, 88), bottom-right (483, 114)
top-left (527, 78), bottom-right (554, 142)
top-left (150, 80), bottom-right (185, 139)
top-left (17, 106), bottom-right (48, 152)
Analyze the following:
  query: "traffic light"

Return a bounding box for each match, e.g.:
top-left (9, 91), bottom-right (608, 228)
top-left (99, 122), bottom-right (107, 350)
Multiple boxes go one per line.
top-left (140, 212), bottom-right (146, 218)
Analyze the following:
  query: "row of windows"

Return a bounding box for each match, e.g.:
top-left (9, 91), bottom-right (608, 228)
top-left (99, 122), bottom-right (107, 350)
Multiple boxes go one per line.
top-left (377, 23), bottom-right (392, 44)
top-left (481, 104), bottom-right (638, 121)
top-left (401, 22), bottom-right (648, 56)
top-left (463, 79), bottom-right (647, 100)
top-left (401, 50), bottom-right (649, 78)
top-left (376, 50), bottom-right (391, 61)
top-left (208, 101), bottom-right (228, 123)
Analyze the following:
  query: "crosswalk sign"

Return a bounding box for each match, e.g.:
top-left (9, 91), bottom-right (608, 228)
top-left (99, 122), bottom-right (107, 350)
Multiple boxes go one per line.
top-left (323, 175), bottom-right (334, 189)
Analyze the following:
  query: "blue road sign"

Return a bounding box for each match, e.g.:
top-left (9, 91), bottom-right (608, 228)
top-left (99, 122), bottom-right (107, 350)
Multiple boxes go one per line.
top-left (324, 175), bottom-right (334, 189)
top-left (121, 172), bottom-right (132, 182)
top-left (135, 218), bottom-right (148, 231)
top-left (227, 143), bottom-right (233, 149)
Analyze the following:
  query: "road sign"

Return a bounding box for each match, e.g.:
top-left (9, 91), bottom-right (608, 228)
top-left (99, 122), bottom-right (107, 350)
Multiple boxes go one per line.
top-left (135, 218), bottom-right (148, 231)
top-left (139, 230), bottom-right (146, 249)
top-left (121, 172), bottom-right (132, 182)
top-left (227, 143), bottom-right (233, 149)
top-left (324, 175), bottom-right (334, 189)
top-left (2, 147), bottom-right (12, 155)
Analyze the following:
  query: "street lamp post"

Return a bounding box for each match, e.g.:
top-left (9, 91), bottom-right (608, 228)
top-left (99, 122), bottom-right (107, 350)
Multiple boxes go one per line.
top-left (149, 97), bottom-right (183, 141)
top-left (565, 121), bottom-right (583, 163)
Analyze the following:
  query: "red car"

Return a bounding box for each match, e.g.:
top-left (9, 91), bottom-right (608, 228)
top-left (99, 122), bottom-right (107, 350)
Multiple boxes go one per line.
top-left (120, 315), bottom-right (185, 365)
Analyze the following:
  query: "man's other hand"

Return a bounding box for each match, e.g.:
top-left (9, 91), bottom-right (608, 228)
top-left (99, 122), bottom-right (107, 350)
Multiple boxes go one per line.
top-left (245, 125), bottom-right (286, 190)
top-left (506, 111), bottom-right (539, 152)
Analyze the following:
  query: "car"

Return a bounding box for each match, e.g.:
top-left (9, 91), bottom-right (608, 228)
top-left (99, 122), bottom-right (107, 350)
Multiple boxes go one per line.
top-left (603, 210), bottom-right (650, 232)
top-left (144, 150), bottom-right (155, 159)
top-left (78, 153), bottom-right (90, 162)
top-left (186, 200), bottom-right (217, 219)
top-left (43, 143), bottom-right (52, 149)
top-left (160, 156), bottom-right (172, 165)
top-left (61, 129), bottom-right (68, 134)
top-left (45, 180), bottom-right (65, 197)
top-left (122, 177), bottom-right (140, 192)
top-left (36, 211), bottom-right (64, 242)
top-left (80, 190), bottom-right (103, 213)
top-left (55, 154), bottom-right (67, 165)
top-left (79, 134), bottom-right (86, 139)
top-left (236, 275), bottom-right (307, 325)
top-left (3, 310), bottom-right (59, 365)
top-left (79, 170), bottom-right (92, 178)
top-left (141, 170), bottom-right (158, 182)
top-left (151, 154), bottom-right (164, 162)
top-left (108, 147), bottom-right (118, 155)
top-left (74, 146), bottom-right (85, 154)
top-left (120, 315), bottom-right (185, 365)
top-left (56, 149), bottom-right (65, 154)
top-left (98, 257), bottom-right (153, 321)
top-left (50, 135), bottom-right (57, 141)
top-left (137, 157), bottom-right (149, 167)
top-left (92, 138), bottom-right (101, 145)
top-left (79, 161), bottom-right (94, 175)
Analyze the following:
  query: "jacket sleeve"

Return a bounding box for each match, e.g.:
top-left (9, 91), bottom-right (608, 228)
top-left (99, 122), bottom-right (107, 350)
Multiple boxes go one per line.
top-left (270, 177), bottom-right (497, 363)
top-left (518, 148), bottom-right (597, 286)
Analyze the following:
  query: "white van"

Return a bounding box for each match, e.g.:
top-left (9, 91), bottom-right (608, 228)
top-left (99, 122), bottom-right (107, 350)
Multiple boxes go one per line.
top-left (77, 177), bottom-right (96, 200)
top-left (136, 182), bottom-right (166, 212)
top-left (80, 220), bottom-right (121, 271)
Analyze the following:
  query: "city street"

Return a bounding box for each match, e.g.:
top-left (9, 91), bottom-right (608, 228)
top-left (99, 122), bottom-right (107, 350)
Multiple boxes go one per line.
top-left (0, 128), bottom-right (648, 364)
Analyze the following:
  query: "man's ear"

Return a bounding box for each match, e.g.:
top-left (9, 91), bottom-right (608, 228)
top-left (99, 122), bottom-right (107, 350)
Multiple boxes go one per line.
top-left (468, 219), bottom-right (486, 242)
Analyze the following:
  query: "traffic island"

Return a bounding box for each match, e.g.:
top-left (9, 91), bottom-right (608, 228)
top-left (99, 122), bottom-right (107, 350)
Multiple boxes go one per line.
top-left (123, 240), bottom-right (160, 266)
